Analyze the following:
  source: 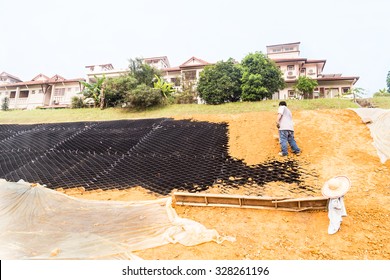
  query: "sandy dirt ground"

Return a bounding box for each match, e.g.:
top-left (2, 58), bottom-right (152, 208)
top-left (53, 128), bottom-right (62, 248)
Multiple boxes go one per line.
top-left (69, 109), bottom-right (390, 260)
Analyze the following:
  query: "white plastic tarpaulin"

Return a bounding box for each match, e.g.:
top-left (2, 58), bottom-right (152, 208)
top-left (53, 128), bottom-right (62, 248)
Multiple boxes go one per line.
top-left (351, 108), bottom-right (390, 163)
top-left (0, 179), bottom-right (234, 259)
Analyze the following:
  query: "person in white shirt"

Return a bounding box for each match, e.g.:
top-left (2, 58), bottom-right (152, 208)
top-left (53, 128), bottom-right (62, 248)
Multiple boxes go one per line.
top-left (276, 101), bottom-right (301, 156)
top-left (321, 176), bottom-right (351, 234)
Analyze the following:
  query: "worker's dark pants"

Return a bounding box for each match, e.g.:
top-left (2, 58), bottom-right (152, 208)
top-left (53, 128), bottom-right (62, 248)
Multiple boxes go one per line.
top-left (279, 130), bottom-right (300, 156)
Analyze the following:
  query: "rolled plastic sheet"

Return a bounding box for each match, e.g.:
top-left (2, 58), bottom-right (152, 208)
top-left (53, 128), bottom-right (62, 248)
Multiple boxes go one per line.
top-left (0, 179), bottom-right (234, 259)
top-left (351, 108), bottom-right (390, 163)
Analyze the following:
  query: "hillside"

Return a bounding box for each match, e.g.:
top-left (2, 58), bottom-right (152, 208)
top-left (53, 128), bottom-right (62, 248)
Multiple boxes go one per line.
top-left (68, 108), bottom-right (390, 260)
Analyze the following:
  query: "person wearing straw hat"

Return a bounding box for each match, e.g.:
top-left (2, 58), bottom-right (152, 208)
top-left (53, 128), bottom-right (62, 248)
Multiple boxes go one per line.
top-left (322, 176), bottom-right (351, 234)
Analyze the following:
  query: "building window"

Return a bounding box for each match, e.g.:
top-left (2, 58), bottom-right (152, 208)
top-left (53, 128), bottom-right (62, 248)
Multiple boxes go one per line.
top-left (32, 90), bottom-right (36, 94)
top-left (300, 68), bottom-right (306, 74)
top-left (287, 65), bottom-right (295, 71)
top-left (272, 48), bottom-right (282, 53)
top-left (284, 47), bottom-right (294, 51)
top-left (342, 87), bottom-right (350, 93)
top-left (38, 89), bottom-right (43, 94)
top-left (54, 88), bottom-right (66, 96)
top-left (183, 70), bottom-right (196, 80)
top-left (171, 78), bottom-right (180, 86)
top-left (10, 92), bottom-right (16, 98)
top-left (19, 90), bottom-right (29, 98)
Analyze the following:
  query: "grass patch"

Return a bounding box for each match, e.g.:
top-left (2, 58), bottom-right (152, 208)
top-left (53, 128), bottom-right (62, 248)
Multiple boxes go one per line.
top-left (371, 97), bottom-right (390, 109)
top-left (0, 98), bottom-right (360, 124)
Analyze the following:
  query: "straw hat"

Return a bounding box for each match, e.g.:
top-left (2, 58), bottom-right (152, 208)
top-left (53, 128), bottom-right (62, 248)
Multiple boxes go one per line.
top-left (321, 176), bottom-right (351, 198)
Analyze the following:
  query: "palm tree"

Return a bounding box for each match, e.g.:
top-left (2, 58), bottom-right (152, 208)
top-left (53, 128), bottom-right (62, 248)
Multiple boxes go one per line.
top-left (80, 75), bottom-right (106, 107)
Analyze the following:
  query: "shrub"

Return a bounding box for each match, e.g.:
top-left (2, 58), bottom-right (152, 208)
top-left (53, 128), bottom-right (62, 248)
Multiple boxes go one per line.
top-left (174, 92), bottom-right (197, 104)
top-left (71, 96), bottom-right (84, 108)
top-left (125, 84), bottom-right (163, 109)
top-left (1, 97), bottom-right (10, 111)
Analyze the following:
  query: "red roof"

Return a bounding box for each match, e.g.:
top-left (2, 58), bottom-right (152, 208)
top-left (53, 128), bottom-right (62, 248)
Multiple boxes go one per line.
top-left (0, 75), bottom-right (85, 88)
top-left (317, 76), bottom-right (359, 84)
top-left (271, 58), bottom-right (307, 63)
top-left (179, 57), bottom-right (210, 67)
top-left (32, 73), bottom-right (50, 81)
top-left (306, 59), bottom-right (326, 64)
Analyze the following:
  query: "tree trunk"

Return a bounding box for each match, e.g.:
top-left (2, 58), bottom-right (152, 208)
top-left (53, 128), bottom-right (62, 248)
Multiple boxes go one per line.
top-left (100, 84), bottom-right (105, 110)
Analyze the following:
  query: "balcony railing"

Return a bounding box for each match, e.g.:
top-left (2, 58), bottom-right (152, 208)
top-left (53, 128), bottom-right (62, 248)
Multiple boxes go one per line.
top-left (53, 96), bottom-right (65, 105)
top-left (8, 97), bottom-right (28, 108)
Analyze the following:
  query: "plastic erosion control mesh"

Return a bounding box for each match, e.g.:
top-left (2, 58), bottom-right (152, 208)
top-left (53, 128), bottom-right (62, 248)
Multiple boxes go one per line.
top-left (0, 118), bottom-right (317, 195)
top-left (0, 179), bottom-right (235, 259)
top-left (351, 108), bottom-right (390, 163)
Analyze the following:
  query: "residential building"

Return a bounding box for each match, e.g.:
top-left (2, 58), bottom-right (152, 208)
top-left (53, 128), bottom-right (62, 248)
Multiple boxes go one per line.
top-left (0, 74), bottom-right (84, 109)
top-left (159, 57), bottom-right (210, 93)
top-left (267, 42), bottom-right (359, 99)
top-left (0, 72), bottom-right (22, 85)
top-left (85, 57), bottom-right (211, 96)
top-left (85, 64), bottom-right (129, 83)
top-left (142, 56), bottom-right (170, 70)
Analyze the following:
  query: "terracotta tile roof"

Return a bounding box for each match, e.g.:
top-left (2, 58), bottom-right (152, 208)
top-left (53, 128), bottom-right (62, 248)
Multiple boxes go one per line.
top-left (32, 73), bottom-right (50, 81)
top-left (271, 58), bottom-right (307, 63)
top-left (49, 74), bottom-right (66, 81)
top-left (179, 57), bottom-right (210, 67)
top-left (317, 76), bottom-right (359, 84)
top-left (0, 76), bottom-right (85, 89)
top-left (163, 67), bottom-right (181, 72)
top-left (306, 59), bottom-right (326, 64)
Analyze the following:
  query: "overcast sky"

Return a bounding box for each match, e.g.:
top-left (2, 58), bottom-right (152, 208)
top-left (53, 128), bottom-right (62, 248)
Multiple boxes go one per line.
top-left (1, 0), bottom-right (389, 95)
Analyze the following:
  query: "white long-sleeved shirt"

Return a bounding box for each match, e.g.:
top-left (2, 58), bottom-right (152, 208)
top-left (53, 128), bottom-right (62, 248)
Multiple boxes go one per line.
top-left (327, 196), bottom-right (347, 234)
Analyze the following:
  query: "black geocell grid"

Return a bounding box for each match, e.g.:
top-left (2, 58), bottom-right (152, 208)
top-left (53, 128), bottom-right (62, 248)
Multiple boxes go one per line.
top-left (0, 119), bottom-right (318, 195)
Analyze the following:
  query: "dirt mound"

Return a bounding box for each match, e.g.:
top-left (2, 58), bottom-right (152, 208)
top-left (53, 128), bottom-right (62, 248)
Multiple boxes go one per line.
top-left (72, 109), bottom-right (390, 260)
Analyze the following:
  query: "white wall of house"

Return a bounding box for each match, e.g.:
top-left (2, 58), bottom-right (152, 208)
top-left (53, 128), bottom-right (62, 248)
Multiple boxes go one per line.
top-left (25, 86), bottom-right (45, 109)
top-left (1, 82), bottom-right (81, 109)
top-left (86, 69), bottom-right (129, 83)
top-left (305, 65), bottom-right (319, 77)
top-left (50, 84), bottom-right (81, 107)
top-left (267, 43), bottom-right (300, 59)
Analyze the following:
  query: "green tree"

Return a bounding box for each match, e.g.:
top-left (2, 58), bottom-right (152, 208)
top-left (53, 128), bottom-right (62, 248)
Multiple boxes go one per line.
top-left (240, 52), bottom-right (285, 101)
top-left (293, 76), bottom-right (318, 99)
top-left (104, 75), bottom-right (138, 107)
top-left (197, 58), bottom-right (242, 105)
top-left (80, 75), bottom-right (106, 107)
top-left (128, 58), bottom-right (161, 87)
top-left (387, 70), bottom-right (390, 92)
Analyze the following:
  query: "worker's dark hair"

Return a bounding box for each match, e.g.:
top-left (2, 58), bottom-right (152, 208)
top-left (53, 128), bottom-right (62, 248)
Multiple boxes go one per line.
top-left (279, 101), bottom-right (287, 106)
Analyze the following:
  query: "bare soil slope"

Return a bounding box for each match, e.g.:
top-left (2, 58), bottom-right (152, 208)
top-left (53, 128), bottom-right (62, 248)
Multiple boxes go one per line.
top-left (70, 109), bottom-right (390, 260)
